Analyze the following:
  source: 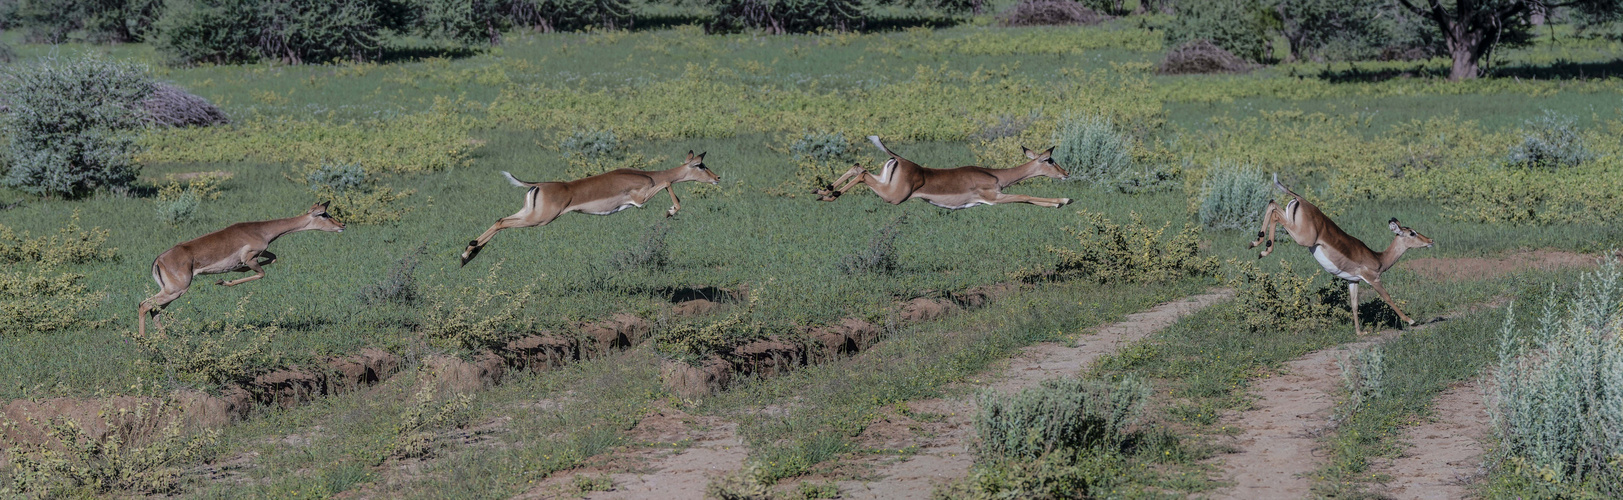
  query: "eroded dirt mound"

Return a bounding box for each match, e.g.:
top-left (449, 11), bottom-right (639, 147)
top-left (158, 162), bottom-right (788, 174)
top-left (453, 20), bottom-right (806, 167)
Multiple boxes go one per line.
top-left (1405, 249), bottom-right (1595, 282)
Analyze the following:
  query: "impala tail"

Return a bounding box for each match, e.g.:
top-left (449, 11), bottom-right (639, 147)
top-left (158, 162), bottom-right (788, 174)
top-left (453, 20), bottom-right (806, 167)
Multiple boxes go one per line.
top-left (503, 171), bottom-right (536, 188)
top-left (1272, 172), bottom-right (1301, 199)
top-left (868, 135), bottom-right (896, 157)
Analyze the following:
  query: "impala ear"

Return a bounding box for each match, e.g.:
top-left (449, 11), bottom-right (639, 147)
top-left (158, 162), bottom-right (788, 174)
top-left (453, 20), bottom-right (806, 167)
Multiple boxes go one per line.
top-left (1023, 146), bottom-right (1037, 159)
top-left (697, 151), bottom-right (706, 160)
top-left (1389, 218), bottom-right (1402, 234)
top-left (1043, 146), bottom-right (1055, 156)
top-left (309, 202), bottom-right (324, 212)
top-left (686, 150), bottom-right (695, 161)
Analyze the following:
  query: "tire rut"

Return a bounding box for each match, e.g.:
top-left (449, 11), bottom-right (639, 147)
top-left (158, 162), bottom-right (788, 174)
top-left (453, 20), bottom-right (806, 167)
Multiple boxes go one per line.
top-left (836, 289), bottom-right (1236, 499)
top-left (1370, 378), bottom-right (1490, 500)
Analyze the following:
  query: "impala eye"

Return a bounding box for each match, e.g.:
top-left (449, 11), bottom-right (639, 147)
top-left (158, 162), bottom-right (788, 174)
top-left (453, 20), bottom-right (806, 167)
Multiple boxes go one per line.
top-left (319, 213), bottom-right (332, 219)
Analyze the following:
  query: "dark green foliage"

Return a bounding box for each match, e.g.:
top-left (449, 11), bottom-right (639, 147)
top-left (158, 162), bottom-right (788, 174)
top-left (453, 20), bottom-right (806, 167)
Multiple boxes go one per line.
top-left (358, 244), bottom-right (426, 305)
top-left (0, 36), bottom-right (12, 63)
top-left (839, 214), bottom-right (905, 275)
top-left (307, 162), bottom-right (370, 194)
top-left (508, 0), bottom-right (633, 32)
top-left (608, 220), bottom-right (672, 271)
top-left (412, 0), bottom-right (505, 45)
top-left (1505, 110), bottom-right (1594, 171)
top-left (1163, 0), bottom-right (1273, 62)
top-left (0, 56), bottom-right (153, 198)
top-left (1278, 1), bottom-right (1437, 62)
top-left (936, 448), bottom-right (1127, 499)
top-left (974, 376), bottom-right (1149, 460)
top-left (11, 0), bottom-right (164, 43)
top-left (707, 0), bottom-right (865, 34)
top-left (154, 0), bottom-right (400, 65)
top-left (997, 0), bottom-right (1107, 27)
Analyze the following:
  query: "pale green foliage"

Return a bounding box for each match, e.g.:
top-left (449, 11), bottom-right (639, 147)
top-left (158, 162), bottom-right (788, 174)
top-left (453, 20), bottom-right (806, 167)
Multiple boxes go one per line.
top-left (123, 295), bottom-right (278, 386)
top-left (1163, 0), bottom-right (1272, 62)
top-left (609, 220), bottom-right (672, 271)
top-left (934, 448), bottom-right (1124, 499)
top-left (559, 128), bottom-right (620, 160)
top-left (390, 384), bottom-right (473, 459)
top-left (1337, 345), bottom-right (1386, 420)
top-left (1051, 114), bottom-right (1131, 185)
top-left (0, 267), bottom-right (108, 335)
top-left (306, 162), bottom-right (368, 194)
top-left (1490, 259), bottom-right (1623, 494)
top-left (1197, 160), bottom-right (1269, 230)
top-left (420, 262), bottom-right (535, 351)
top-left (0, 400), bottom-right (219, 496)
top-left (1230, 259), bottom-right (1348, 332)
top-left (1038, 210), bottom-right (1216, 284)
top-left (705, 462), bottom-right (773, 500)
top-left (154, 190), bottom-right (200, 226)
top-left (153, 173), bottom-right (226, 226)
top-left (974, 376), bottom-right (1149, 460)
top-left (788, 131), bottom-right (850, 164)
top-left (1505, 110), bottom-right (1595, 171)
top-left (839, 215), bottom-right (905, 275)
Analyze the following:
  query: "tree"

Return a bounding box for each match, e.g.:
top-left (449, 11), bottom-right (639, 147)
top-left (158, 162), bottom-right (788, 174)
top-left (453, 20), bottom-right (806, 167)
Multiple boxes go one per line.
top-left (1393, 0), bottom-right (1622, 80)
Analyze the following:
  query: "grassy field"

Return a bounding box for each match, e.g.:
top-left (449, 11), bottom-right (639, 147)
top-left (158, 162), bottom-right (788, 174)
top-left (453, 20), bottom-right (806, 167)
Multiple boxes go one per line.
top-left (2, 12), bottom-right (1622, 498)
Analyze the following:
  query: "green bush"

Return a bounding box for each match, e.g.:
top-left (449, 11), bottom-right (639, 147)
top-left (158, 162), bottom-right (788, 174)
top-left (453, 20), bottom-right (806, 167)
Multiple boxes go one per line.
top-left (934, 448), bottom-right (1125, 499)
top-left (411, 0), bottom-right (505, 45)
top-left (707, 0), bottom-right (864, 34)
top-left (974, 376), bottom-right (1149, 460)
top-left (1489, 259), bottom-right (1623, 495)
top-left (1051, 114), bottom-right (1132, 185)
top-left (0, 400), bottom-right (219, 496)
top-left (420, 262), bottom-right (535, 351)
top-left (1197, 160), bottom-right (1269, 230)
top-left (1163, 0), bottom-right (1273, 62)
top-left (0, 267), bottom-right (108, 334)
top-left (560, 127), bottom-right (620, 160)
top-left (154, 0), bottom-right (398, 65)
top-left (1229, 259), bottom-right (1347, 332)
top-left (1037, 210), bottom-right (1216, 284)
top-left (122, 296), bottom-right (277, 386)
top-left (789, 131), bottom-right (850, 164)
top-left (389, 384), bottom-right (473, 459)
top-left (0, 55), bottom-right (153, 198)
top-left (1505, 110), bottom-right (1594, 171)
top-left (512, 0), bottom-right (633, 32)
top-left (154, 190), bottom-right (200, 226)
top-left (0, 213), bottom-right (117, 266)
top-left (11, 0), bottom-right (163, 44)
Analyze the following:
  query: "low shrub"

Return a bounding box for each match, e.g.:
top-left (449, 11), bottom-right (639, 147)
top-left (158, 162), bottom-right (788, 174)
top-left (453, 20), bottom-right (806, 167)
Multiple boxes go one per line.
top-left (838, 215), bottom-right (906, 275)
top-left (1036, 210), bottom-right (1216, 284)
top-left (1197, 160), bottom-right (1269, 230)
top-left (1488, 259), bottom-right (1623, 495)
top-left (141, 83), bottom-right (229, 128)
top-left (997, 0), bottom-right (1107, 27)
top-left (357, 244), bottom-right (426, 305)
top-left (788, 131), bottom-right (850, 164)
top-left (0, 37), bottom-right (14, 63)
top-left (0, 55), bottom-right (154, 198)
top-left (0, 267), bottom-right (108, 335)
top-left (420, 262), bottom-right (535, 351)
top-left (975, 376), bottom-right (1150, 460)
top-left (154, 190), bottom-right (200, 226)
top-left (1113, 163), bottom-right (1179, 195)
top-left (1051, 114), bottom-right (1132, 185)
top-left (609, 220), bottom-right (672, 271)
top-left (1336, 344), bottom-right (1385, 420)
top-left (1158, 39), bottom-right (1253, 74)
top-left (0, 212), bottom-right (117, 265)
top-left (1505, 110), bottom-right (1594, 171)
top-left (970, 112), bottom-right (1040, 142)
top-left (559, 128), bottom-right (620, 160)
top-left (934, 448), bottom-right (1127, 499)
top-left (389, 384), bottom-right (473, 459)
top-left (1162, 0), bottom-right (1273, 62)
top-left (153, 172), bottom-right (226, 226)
top-left (123, 295), bottom-right (277, 386)
top-left (0, 400), bottom-right (219, 497)
top-left (705, 463), bottom-right (773, 500)
top-left (510, 0), bottom-right (634, 32)
top-left (707, 0), bottom-right (864, 34)
top-left (317, 186), bottom-right (415, 225)
top-left (1229, 259), bottom-right (1347, 332)
top-left (769, 131), bottom-right (855, 198)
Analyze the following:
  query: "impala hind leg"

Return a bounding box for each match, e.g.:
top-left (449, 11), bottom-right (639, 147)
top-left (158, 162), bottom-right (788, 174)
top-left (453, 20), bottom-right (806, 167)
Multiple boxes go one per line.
top-left (218, 251), bottom-right (276, 287)
top-left (461, 217), bottom-right (542, 266)
top-left (1249, 200), bottom-right (1284, 257)
top-left (1349, 281), bottom-right (1361, 335)
top-left (990, 193), bottom-right (1072, 208)
top-left (138, 287), bottom-right (187, 337)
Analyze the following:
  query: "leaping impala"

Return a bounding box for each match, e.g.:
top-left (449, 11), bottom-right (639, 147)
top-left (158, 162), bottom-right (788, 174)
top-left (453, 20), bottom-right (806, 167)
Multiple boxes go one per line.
top-left (1250, 174), bottom-right (1433, 335)
top-left (139, 202), bottom-right (345, 337)
top-left (814, 136), bottom-right (1072, 209)
top-left (460, 151), bottom-right (720, 266)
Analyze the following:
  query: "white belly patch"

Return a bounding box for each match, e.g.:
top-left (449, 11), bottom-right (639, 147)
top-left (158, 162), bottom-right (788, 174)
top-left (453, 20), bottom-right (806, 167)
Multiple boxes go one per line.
top-left (1311, 245), bottom-right (1360, 281)
top-left (586, 201), bottom-right (641, 215)
top-left (927, 199), bottom-right (990, 210)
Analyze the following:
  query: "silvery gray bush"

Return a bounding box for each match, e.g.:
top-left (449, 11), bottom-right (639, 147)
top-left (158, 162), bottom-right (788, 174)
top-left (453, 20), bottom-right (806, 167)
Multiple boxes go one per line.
top-left (1051, 114), bottom-right (1132, 185)
top-left (1506, 110), bottom-right (1594, 171)
top-left (975, 376), bottom-right (1149, 460)
top-left (1, 55), bottom-right (154, 198)
top-left (1198, 160), bottom-right (1270, 230)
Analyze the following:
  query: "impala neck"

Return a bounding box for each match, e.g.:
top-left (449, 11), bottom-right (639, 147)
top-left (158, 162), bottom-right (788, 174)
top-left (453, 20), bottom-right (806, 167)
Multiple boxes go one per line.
top-left (252, 215), bottom-right (316, 244)
top-left (992, 161), bottom-right (1046, 188)
top-left (649, 166), bottom-right (690, 184)
top-left (1375, 238), bottom-right (1411, 273)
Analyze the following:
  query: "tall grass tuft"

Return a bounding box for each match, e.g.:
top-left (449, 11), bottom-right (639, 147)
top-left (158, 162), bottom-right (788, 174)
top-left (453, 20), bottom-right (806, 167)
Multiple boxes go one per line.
top-left (974, 376), bottom-right (1150, 460)
top-left (1051, 114), bottom-right (1132, 185)
top-left (357, 244), bottom-right (426, 305)
top-left (839, 214), bottom-right (906, 275)
top-left (1505, 110), bottom-right (1594, 171)
top-left (1489, 258), bottom-right (1623, 495)
top-left (1198, 160), bottom-right (1270, 230)
top-left (608, 220), bottom-right (672, 271)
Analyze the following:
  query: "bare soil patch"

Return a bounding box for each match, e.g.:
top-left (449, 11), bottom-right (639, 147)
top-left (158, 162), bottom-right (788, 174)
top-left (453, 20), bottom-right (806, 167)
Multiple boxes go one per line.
top-left (519, 407), bottom-right (748, 500)
top-left (1370, 378), bottom-right (1490, 499)
top-left (1405, 249), bottom-right (1594, 282)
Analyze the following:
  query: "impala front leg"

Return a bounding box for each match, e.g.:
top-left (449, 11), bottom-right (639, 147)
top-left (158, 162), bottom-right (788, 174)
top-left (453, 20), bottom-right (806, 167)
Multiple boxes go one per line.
top-left (817, 165), bottom-right (866, 201)
top-left (218, 253), bottom-right (268, 287)
top-left (1363, 277), bottom-right (1415, 327)
top-left (666, 186), bottom-right (681, 217)
top-left (989, 192), bottom-right (1072, 208)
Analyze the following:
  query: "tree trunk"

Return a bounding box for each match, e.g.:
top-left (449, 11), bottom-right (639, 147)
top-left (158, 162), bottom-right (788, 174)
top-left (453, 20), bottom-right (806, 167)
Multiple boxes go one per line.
top-left (1449, 45), bottom-right (1480, 80)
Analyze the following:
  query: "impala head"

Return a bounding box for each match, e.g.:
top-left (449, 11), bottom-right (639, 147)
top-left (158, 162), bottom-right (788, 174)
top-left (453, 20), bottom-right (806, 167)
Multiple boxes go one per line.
top-left (1021, 146), bottom-right (1068, 180)
top-left (679, 150), bottom-right (720, 185)
top-left (305, 202), bottom-right (345, 233)
top-left (1389, 218), bottom-right (1432, 250)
